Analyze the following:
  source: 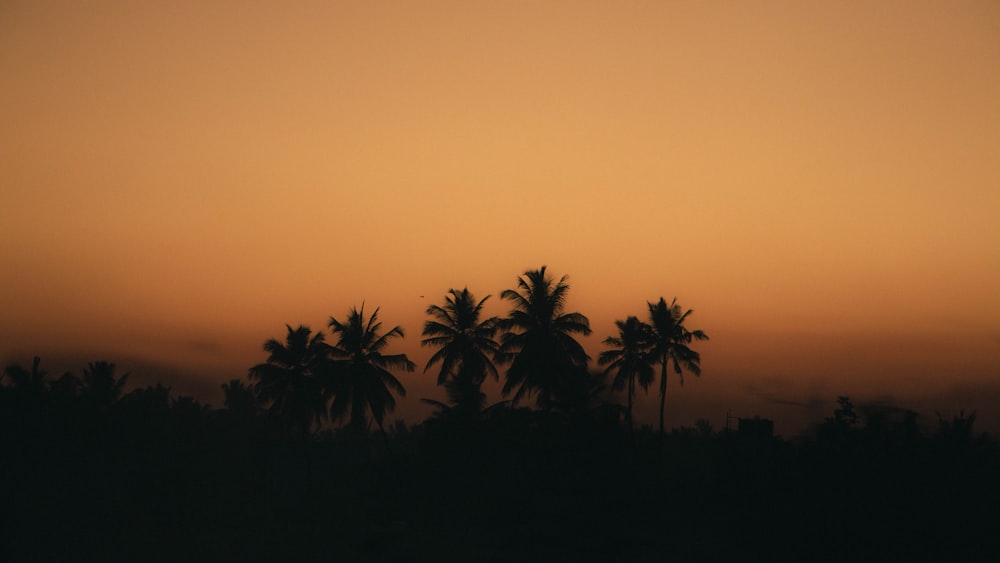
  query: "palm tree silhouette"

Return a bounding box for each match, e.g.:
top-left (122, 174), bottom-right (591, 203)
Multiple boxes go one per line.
top-left (647, 297), bottom-right (708, 435)
top-left (599, 316), bottom-right (655, 431)
top-left (247, 325), bottom-right (331, 437)
top-left (1, 356), bottom-right (49, 393)
top-left (328, 304), bottom-right (415, 441)
top-left (80, 361), bottom-right (129, 409)
top-left (222, 379), bottom-right (261, 415)
top-left (421, 288), bottom-right (501, 417)
top-left (497, 266), bottom-right (592, 410)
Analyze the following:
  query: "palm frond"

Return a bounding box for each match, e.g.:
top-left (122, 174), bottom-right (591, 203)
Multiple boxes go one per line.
top-left (376, 352), bottom-right (417, 373)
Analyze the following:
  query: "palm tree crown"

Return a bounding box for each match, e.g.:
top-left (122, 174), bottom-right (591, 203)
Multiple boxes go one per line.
top-left (247, 324), bottom-right (331, 435)
top-left (1, 356), bottom-right (49, 394)
top-left (498, 266), bottom-right (592, 410)
top-left (422, 288), bottom-right (501, 416)
top-left (328, 304), bottom-right (415, 434)
top-left (81, 361), bottom-right (130, 409)
top-left (647, 297), bottom-right (709, 434)
top-left (599, 315), bottom-right (656, 430)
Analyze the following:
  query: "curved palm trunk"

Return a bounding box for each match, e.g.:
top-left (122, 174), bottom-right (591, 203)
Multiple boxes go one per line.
top-left (658, 357), bottom-right (668, 435)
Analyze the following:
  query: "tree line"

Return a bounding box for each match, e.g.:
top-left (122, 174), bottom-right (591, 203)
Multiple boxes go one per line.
top-left (238, 265), bottom-right (708, 441)
top-left (0, 265), bottom-right (708, 446)
top-left (4, 265), bottom-right (998, 561)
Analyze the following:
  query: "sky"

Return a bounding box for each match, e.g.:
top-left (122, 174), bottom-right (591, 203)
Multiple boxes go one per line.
top-left (2, 1), bottom-right (999, 435)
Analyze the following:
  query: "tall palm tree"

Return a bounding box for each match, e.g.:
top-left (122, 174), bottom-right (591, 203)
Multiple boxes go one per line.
top-left (497, 266), bottom-right (592, 410)
top-left (599, 316), bottom-right (656, 431)
top-left (421, 288), bottom-right (501, 417)
top-left (328, 304), bottom-right (415, 438)
top-left (247, 325), bottom-right (331, 437)
top-left (647, 297), bottom-right (709, 435)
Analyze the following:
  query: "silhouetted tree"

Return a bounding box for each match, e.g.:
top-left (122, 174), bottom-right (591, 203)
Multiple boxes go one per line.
top-left (421, 287), bottom-right (501, 418)
top-left (552, 367), bottom-right (622, 421)
top-left (694, 418), bottom-right (714, 436)
top-left (829, 396), bottom-right (858, 428)
top-left (0, 357), bottom-right (59, 439)
top-left (497, 266), bottom-right (592, 411)
top-left (328, 304), bottom-right (415, 441)
top-left (122, 383), bottom-right (172, 409)
top-left (936, 409), bottom-right (978, 444)
top-left (222, 378), bottom-right (261, 416)
top-left (599, 316), bottom-right (655, 431)
top-left (647, 297), bottom-right (708, 435)
top-left (248, 325), bottom-right (331, 437)
top-left (49, 371), bottom-right (82, 398)
top-left (80, 361), bottom-right (129, 410)
top-left (1, 356), bottom-right (48, 393)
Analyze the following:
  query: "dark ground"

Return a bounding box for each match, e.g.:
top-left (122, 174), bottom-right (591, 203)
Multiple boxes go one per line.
top-left (3, 398), bottom-right (998, 562)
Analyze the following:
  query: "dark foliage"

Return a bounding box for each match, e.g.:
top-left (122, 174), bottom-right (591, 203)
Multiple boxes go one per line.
top-left (0, 276), bottom-right (991, 561)
top-left (328, 304), bottom-right (415, 438)
top-left (421, 287), bottom-right (501, 419)
top-left (497, 266), bottom-right (592, 410)
top-left (599, 315), bottom-right (656, 431)
top-left (2, 357), bottom-right (997, 562)
top-left (647, 297), bottom-right (709, 435)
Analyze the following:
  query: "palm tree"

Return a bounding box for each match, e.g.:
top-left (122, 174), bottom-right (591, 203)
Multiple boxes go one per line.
top-left (1, 357), bottom-right (59, 424)
top-left (328, 304), bottom-right (415, 440)
top-left (647, 297), bottom-right (709, 435)
top-left (421, 288), bottom-right (501, 417)
top-left (247, 325), bottom-right (331, 437)
top-left (599, 316), bottom-right (655, 431)
top-left (1, 356), bottom-right (49, 393)
top-left (497, 266), bottom-right (592, 410)
top-left (222, 379), bottom-right (261, 415)
top-left (80, 361), bottom-right (130, 410)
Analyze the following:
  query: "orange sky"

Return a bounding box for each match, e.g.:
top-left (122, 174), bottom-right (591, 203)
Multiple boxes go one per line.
top-left (2, 1), bottom-right (999, 434)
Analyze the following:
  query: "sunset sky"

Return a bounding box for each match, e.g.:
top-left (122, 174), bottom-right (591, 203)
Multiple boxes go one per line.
top-left (2, 1), bottom-right (998, 435)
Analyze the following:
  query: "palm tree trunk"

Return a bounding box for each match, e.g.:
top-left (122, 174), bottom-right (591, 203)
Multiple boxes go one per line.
top-left (627, 372), bottom-right (634, 432)
top-left (377, 418), bottom-right (394, 458)
top-left (351, 395), bottom-right (367, 436)
top-left (659, 358), bottom-right (667, 435)
top-left (302, 424), bottom-right (313, 497)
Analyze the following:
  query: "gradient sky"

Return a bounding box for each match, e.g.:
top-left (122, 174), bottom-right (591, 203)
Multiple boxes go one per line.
top-left (3, 1), bottom-right (999, 435)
